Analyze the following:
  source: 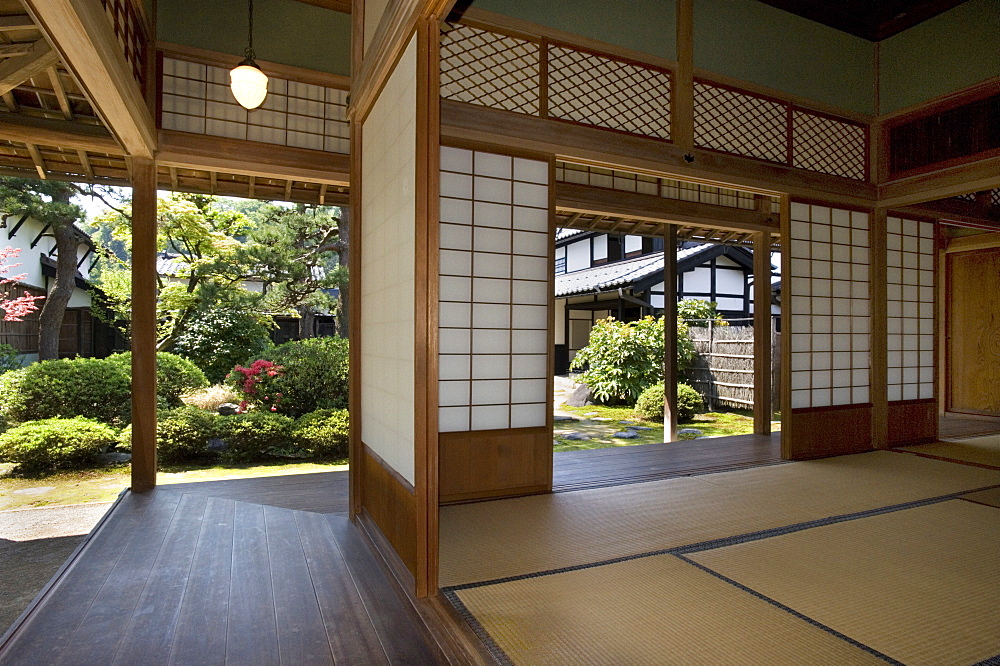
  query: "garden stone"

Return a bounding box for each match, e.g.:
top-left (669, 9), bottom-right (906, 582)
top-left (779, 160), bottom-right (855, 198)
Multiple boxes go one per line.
top-left (678, 428), bottom-right (703, 436)
top-left (563, 432), bottom-right (591, 441)
top-left (627, 425), bottom-right (653, 431)
top-left (218, 403), bottom-right (240, 416)
top-left (613, 430), bottom-right (639, 439)
top-left (566, 384), bottom-right (592, 407)
top-left (591, 417), bottom-right (612, 422)
top-left (554, 415), bottom-right (578, 422)
top-left (208, 438), bottom-right (227, 452)
top-left (97, 452), bottom-right (131, 465)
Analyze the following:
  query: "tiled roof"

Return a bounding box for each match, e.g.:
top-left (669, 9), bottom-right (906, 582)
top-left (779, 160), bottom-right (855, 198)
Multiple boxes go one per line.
top-left (555, 228), bottom-right (586, 241)
top-left (555, 244), bottom-right (719, 297)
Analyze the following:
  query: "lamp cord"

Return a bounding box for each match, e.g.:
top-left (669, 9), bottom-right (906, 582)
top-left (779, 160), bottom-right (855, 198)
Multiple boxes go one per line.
top-left (246, 0), bottom-right (255, 61)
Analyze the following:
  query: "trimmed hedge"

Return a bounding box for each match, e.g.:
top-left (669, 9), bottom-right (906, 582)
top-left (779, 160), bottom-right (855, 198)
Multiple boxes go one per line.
top-left (217, 411), bottom-right (297, 463)
top-left (106, 352), bottom-right (209, 408)
top-left (0, 357), bottom-right (132, 426)
top-left (293, 408), bottom-right (348, 459)
top-left (634, 383), bottom-right (703, 422)
top-left (118, 406), bottom-right (220, 464)
top-left (0, 417), bottom-right (118, 473)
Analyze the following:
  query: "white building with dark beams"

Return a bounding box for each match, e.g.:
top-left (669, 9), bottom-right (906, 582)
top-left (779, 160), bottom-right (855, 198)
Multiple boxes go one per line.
top-left (555, 230), bottom-right (765, 371)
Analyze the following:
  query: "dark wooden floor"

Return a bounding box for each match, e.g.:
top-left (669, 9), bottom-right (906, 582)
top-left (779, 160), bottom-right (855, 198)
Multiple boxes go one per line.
top-left (553, 432), bottom-right (783, 491)
top-left (162, 470), bottom-right (349, 514)
top-left (0, 480), bottom-right (446, 665)
top-left (939, 413), bottom-right (1000, 440)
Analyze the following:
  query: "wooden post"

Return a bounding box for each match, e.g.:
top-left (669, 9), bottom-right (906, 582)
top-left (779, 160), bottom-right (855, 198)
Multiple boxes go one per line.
top-left (753, 230), bottom-right (772, 435)
top-left (674, 0), bottom-right (694, 151)
top-left (130, 157), bottom-right (157, 492)
top-left (869, 208), bottom-right (888, 449)
top-left (663, 226), bottom-right (678, 442)
top-left (779, 195), bottom-right (793, 459)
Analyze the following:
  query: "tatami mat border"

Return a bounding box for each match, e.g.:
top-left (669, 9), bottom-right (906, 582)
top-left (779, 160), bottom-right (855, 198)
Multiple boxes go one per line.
top-left (441, 590), bottom-right (515, 666)
top-left (675, 554), bottom-right (903, 664)
top-left (442, 481), bottom-right (1000, 593)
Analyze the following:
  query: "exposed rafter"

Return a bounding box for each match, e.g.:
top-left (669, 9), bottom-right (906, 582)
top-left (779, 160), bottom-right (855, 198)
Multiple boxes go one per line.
top-left (0, 38), bottom-right (59, 96)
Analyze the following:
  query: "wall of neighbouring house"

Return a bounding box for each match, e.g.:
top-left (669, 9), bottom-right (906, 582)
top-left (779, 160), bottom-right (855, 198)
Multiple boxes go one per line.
top-left (878, 0), bottom-right (1000, 114)
top-left (360, 36), bottom-right (417, 485)
top-left (693, 0), bottom-right (875, 115)
top-left (438, 145), bottom-right (552, 503)
top-left (157, 0), bottom-right (351, 76)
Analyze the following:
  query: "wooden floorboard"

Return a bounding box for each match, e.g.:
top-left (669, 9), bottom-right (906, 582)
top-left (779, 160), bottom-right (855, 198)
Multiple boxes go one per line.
top-left (553, 433), bottom-right (783, 491)
top-left (0, 488), bottom-right (450, 666)
top-left (162, 471), bottom-right (348, 514)
top-left (940, 413), bottom-right (1000, 440)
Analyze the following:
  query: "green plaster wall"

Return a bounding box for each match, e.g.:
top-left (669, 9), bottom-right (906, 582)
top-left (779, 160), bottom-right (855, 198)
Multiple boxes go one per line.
top-left (157, 0), bottom-right (351, 77)
top-left (880, 0), bottom-right (1000, 113)
top-left (694, 0), bottom-right (875, 114)
top-left (471, 0), bottom-right (676, 61)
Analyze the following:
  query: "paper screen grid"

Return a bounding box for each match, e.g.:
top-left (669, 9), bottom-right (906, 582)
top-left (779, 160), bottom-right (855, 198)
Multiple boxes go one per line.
top-left (789, 204), bottom-right (871, 409)
top-left (438, 147), bottom-right (550, 433)
top-left (886, 217), bottom-right (935, 401)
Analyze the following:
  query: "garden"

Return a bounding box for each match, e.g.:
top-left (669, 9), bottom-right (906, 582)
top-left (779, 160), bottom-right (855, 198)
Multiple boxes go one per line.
top-left (0, 337), bottom-right (349, 498)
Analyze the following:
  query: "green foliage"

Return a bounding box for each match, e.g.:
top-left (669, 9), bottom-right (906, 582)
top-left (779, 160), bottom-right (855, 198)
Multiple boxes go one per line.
top-left (118, 406), bottom-right (221, 464)
top-left (0, 342), bottom-right (21, 375)
top-left (0, 417), bottom-right (117, 473)
top-left (238, 337), bottom-right (349, 417)
top-left (0, 357), bottom-right (131, 426)
top-left (676, 299), bottom-right (727, 325)
top-left (634, 383), bottom-right (703, 422)
top-left (171, 308), bottom-right (273, 383)
top-left (105, 351), bottom-right (209, 408)
top-left (217, 411), bottom-right (297, 463)
top-left (293, 409), bottom-right (349, 459)
top-left (570, 316), bottom-right (665, 404)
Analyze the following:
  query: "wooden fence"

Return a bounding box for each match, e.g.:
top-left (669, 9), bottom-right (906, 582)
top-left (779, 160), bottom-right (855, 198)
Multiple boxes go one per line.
top-left (685, 319), bottom-right (780, 412)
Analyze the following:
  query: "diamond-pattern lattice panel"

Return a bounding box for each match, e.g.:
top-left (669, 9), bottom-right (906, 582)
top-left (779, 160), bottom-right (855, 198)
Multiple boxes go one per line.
top-left (792, 110), bottom-right (867, 181)
top-left (440, 23), bottom-right (540, 116)
top-left (547, 46), bottom-right (670, 140)
top-left (693, 81), bottom-right (786, 163)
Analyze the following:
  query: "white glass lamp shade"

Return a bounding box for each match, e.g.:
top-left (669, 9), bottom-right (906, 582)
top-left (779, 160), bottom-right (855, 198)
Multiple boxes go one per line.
top-left (230, 62), bottom-right (268, 109)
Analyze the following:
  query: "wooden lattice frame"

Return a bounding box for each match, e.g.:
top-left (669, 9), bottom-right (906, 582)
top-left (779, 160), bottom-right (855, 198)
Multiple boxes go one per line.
top-left (100, 0), bottom-right (148, 90)
top-left (440, 22), bottom-right (540, 116)
top-left (547, 44), bottom-right (670, 140)
top-left (792, 110), bottom-right (867, 181)
top-left (693, 80), bottom-right (786, 163)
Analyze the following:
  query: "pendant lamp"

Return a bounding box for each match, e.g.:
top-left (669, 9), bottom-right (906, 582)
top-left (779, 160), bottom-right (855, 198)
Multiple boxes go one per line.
top-left (230, 0), bottom-right (268, 109)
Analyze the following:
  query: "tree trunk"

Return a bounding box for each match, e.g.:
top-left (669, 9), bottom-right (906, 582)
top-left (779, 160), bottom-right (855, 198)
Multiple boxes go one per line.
top-left (336, 206), bottom-right (349, 338)
top-left (37, 219), bottom-right (80, 360)
top-left (297, 304), bottom-right (315, 339)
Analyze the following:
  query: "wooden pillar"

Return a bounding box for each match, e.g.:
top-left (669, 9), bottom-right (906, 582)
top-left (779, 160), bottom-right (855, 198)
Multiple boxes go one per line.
top-left (869, 208), bottom-right (889, 449)
top-left (753, 229), bottom-right (772, 435)
top-left (674, 0), bottom-right (694, 150)
top-left (778, 195), bottom-right (793, 459)
top-left (663, 226), bottom-right (678, 442)
top-left (130, 157), bottom-right (157, 492)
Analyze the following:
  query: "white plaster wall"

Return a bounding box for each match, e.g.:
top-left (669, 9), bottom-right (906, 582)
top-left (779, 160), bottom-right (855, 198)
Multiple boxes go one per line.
top-left (360, 36), bottom-right (417, 484)
top-left (565, 239), bottom-right (590, 272)
top-left (2, 215), bottom-right (92, 308)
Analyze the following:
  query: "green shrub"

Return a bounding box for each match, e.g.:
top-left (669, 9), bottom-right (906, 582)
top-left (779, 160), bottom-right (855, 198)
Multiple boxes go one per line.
top-left (217, 411), bottom-right (297, 463)
top-left (119, 406), bottom-right (221, 464)
top-left (171, 309), bottom-right (273, 383)
top-left (293, 409), bottom-right (349, 459)
top-left (0, 343), bottom-right (21, 375)
top-left (0, 417), bottom-right (118, 473)
top-left (106, 351), bottom-right (210, 408)
top-left (634, 383), bottom-right (703, 422)
top-left (0, 357), bottom-right (131, 425)
top-left (232, 337), bottom-right (348, 417)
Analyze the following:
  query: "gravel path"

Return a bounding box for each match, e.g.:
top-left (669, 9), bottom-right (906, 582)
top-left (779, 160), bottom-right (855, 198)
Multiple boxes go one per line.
top-left (0, 502), bottom-right (112, 633)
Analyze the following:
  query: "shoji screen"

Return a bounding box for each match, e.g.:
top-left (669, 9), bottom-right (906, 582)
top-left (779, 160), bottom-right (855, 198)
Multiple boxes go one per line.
top-left (438, 147), bottom-right (550, 432)
top-left (786, 203), bottom-right (873, 457)
top-left (886, 217), bottom-right (934, 401)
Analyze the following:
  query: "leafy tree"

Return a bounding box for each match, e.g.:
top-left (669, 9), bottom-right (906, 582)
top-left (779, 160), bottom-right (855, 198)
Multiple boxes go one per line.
top-left (676, 299), bottom-right (727, 325)
top-left (0, 179), bottom-right (85, 359)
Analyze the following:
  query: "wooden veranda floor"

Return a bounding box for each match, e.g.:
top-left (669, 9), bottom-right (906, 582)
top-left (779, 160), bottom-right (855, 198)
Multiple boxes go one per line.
top-left (0, 473), bottom-right (449, 665)
top-left (553, 432), bottom-right (783, 491)
top-left (939, 412), bottom-right (1000, 440)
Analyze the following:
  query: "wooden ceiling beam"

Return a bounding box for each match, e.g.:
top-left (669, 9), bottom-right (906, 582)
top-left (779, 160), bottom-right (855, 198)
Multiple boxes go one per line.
top-left (24, 0), bottom-right (155, 158)
top-left (25, 142), bottom-right (47, 178)
top-left (76, 148), bottom-right (93, 178)
top-left (879, 155), bottom-right (1000, 209)
top-left (0, 16), bottom-right (35, 32)
top-left (0, 38), bottom-right (60, 96)
top-left (0, 110), bottom-right (118, 152)
top-left (47, 66), bottom-right (72, 119)
top-left (291, 0), bottom-right (351, 13)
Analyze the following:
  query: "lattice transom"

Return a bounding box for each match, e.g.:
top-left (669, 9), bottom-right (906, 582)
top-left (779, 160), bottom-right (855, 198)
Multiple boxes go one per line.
top-left (440, 23), bottom-right (540, 116)
top-left (792, 111), bottom-right (867, 180)
top-left (693, 81), bottom-right (786, 163)
top-left (547, 47), bottom-right (670, 140)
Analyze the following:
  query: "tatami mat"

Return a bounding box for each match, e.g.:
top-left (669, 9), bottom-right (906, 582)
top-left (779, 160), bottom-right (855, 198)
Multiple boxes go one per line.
top-left (900, 435), bottom-right (1000, 468)
top-left (440, 451), bottom-right (1000, 586)
top-left (689, 500), bottom-right (1000, 666)
top-left (962, 487), bottom-right (1000, 508)
top-left (453, 555), bottom-right (885, 666)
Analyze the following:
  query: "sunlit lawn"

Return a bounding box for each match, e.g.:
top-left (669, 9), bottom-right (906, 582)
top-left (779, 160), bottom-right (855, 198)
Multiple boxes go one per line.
top-left (0, 459), bottom-right (348, 511)
top-left (555, 404), bottom-right (780, 452)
